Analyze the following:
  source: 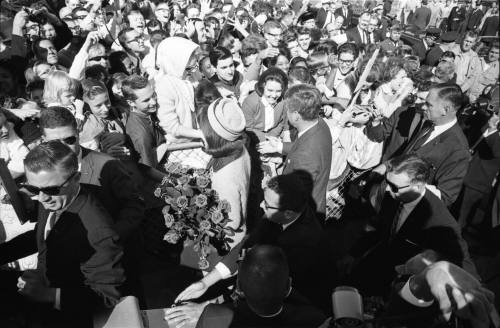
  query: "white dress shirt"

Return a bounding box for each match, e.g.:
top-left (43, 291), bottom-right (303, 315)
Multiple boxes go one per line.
top-left (422, 118), bottom-right (457, 146)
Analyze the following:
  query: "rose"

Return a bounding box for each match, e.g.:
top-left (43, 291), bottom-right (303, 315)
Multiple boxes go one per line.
top-left (199, 220), bottom-right (211, 231)
top-left (163, 231), bottom-right (180, 244)
top-left (218, 199), bottom-right (231, 212)
top-left (196, 176), bottom-right (210, 188)
top-left (195, 194), bottom-right (208, 207)
top-left (164, 213), bottom-right (175, 228)
top-left (177, 175), bottom-right (189, 186)
top-left (176, 196), bottom-right (189, 208)
top-left (210, 209), bottom-right (224, 224)
top-left (154, 187), bottom-right (162, 197)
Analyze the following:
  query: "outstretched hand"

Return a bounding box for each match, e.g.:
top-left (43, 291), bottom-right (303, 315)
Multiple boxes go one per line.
top-left (175, 280), bottom-right (208, 303)
top-left (412, 261), bottom-right (497, 328)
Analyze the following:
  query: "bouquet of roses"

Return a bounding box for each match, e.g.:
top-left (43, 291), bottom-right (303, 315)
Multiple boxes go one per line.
top-left (154, 162), bottom-right (236, 270)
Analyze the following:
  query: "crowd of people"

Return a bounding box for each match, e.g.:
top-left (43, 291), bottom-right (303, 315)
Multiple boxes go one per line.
top-left (0, 0), bottom-right (499, 327)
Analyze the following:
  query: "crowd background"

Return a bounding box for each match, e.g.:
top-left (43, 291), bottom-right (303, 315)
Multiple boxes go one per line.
top-left (0, 0), bottom-right (499, 327)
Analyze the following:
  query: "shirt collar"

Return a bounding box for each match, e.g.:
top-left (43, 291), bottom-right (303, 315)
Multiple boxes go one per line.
top-left (403, 188), bottom-right (425, 209)
top-left (297, 120), bottom-right (318, 139)
top-left (282, 212), bottom-right (301, 230)
top-left (433, 118), bottom-right (457, 135)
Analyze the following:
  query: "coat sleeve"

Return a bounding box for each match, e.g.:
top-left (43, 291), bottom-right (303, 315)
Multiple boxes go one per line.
top-left (61, 222), bottom-right (125, 313)
top-left (241, 94), bottom-right (266, 141)
top-left (156, 79), bottom-right (184, 137)
top-left (100, 160), bottom-right (145, 241)
top-left (433, 148), bottom-right (471, 206)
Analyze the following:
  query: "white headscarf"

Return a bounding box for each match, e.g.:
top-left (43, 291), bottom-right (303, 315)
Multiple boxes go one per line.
top-left (156, 37), bottom-right (199, 79)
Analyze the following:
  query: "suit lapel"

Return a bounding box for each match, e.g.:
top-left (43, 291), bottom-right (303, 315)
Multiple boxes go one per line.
top-left (284, 122), bottom-right (320, 171)
top-left (79, 148), bottom-right (94, 185)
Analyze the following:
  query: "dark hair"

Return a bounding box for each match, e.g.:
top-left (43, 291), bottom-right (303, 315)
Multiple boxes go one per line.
top-left (238, 245), bottom-right (289, 316)
top-left (290, 56), bottom-right (308, 68)
top-left (39, 106), bottom-right (78, 133)
top-left (26, 78), bottom-right (45, 93)
top-left (251, 0), bottom-right (274, 16)
top-left (267, 173), bottom-right (308, 212)
top-left (263, 46), bottom-right (291, 68)
top-left (386, 154), bottom-right (431, 184)
top-left (32, 38), bottom-right (53, 61)
top-left (117, 27), bottom-right (135, 51)
top-left (109, 51), bottom-right (132, 75)
top-left (432, 83), bottom-right (465, 111)
top-left (241, 34), bottom-right (267, 58)
top-left (440, 51), bottom-right (456, 60)
top-left (85, 64), bottom-right (109, 83)
top-left (413, 69), bottom-right (436, 92)
top-left (338, 42), bottom-right (359, 59)
top-left (24, 140), bottom-right (78, 176)
top-left (194, 80), bottom-right (222, 110)
top-left (288, 66), bottom-right (313, 84)
top-left (296, 26), bottom-right (311, 37)
top-left (256, 67), bottom-right (288, 97)
top-left (121, 74), bottom-right (149, 101)
top-left (284, 84), bottom-right (321, 120)
top-left (82, 79), bottom-right (109, 101)
top-left (209, 46), bottom-right (232, 67)
top-left (197, 100), bottom-right (245, 158)
top-left (381, 57), bottom-right (406, 83)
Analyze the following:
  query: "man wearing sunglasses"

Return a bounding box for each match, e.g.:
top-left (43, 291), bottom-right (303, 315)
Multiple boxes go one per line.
top-left (347, 154), bottom-right (474, 297)
top-left (0, 141), bottom-right (125, 326)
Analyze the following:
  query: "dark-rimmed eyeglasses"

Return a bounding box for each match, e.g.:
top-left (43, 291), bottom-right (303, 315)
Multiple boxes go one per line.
top-left (127, 36), bottom-right (145, 44)
top-left (21, 171), bottom-right (77, 196)
top-left (263, 200), bottom-right (280, 211)
top-left (385, 176), bottom-right (411, 193)
top-left (89, 55), bottom-right (108, 61)
top-left (339, 58), bottom-right (354, 65)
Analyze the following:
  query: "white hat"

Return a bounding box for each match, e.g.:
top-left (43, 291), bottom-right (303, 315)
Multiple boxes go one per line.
top-left (207, 98), bottom-right (246, 141)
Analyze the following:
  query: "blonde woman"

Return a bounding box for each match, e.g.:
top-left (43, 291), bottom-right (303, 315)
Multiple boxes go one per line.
top-left (43, 70), bottom-right (85, 124)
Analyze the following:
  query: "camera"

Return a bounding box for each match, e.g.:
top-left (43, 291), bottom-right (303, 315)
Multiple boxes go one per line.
top-left (23, 7), bottom-right (47, 25)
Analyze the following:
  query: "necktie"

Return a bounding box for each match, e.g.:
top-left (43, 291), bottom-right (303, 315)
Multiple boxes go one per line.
top-left (404, 120), bottom-right (435, 154)
top-left (365, 31), bottom-right (371, 44)
top-left (390, 202), bottom-right (404, 238)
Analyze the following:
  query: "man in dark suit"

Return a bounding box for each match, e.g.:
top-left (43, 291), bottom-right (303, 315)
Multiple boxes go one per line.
top-left (366, 83), bottom-right (471, 206)
top-left (259, 84), bottom-right (333, 219)
top-left (448, 0), bottom-right (467, 31)
top-left (334, 0), bottom-right (353, 29)
top-left (411, 0), bottom-right (432, 30)
top-left (165, 246), bottom-right (327, 328)
top-left (467, 2), bottom-right (485, 31)
top-left (346, 12), bottom-right (371, 47)
top-left (39, 106), bottom-right (145, 242)
top-left (348, 154), bottom-right (474, 297)
top-left (455, 108), bottom-right (500, 229)
top-left (1, 141), bottom-right (125, 327)
top-left (412, 27), bottom-right (441, 63)
top-left (247, 173), bottom-right (329, 307)
top-left (367, 15), bottom-right (384, 44)
top-left (122, 75), bottom-right (165, 169)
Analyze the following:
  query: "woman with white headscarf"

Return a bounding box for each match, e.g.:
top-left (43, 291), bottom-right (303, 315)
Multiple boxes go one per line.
top-left (155, 37), bottom-right (210, 168)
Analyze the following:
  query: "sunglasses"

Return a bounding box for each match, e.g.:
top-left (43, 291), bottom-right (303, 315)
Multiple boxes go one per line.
top-left (89, 55), bottom-right (108, 61)
top-left (21, 171), bottom-right (77, 196)
top-left (44, 136), bottom-right (78, 145)
top-left (385, 176), bottom-right (411, 193)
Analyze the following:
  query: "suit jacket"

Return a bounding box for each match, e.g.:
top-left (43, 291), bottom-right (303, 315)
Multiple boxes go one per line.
top-left (365, 107), bottom-right (470, 206)
top-left (411, 6), bottom-right (432, 30)
top-left (80, 147), bottom-right (145, 241)
top-left (125, 111), bottom-right (165, 168)
top-left (467, 8), bottom-right (484, 31)
top-left (37, 188), bottom-right (124, 317)
top-left (424, 44), bottom-right (444, 67)
top-left (412, 40), bottom-right (432, 63)
top-left (282, 120), bottom-right (332, 217)
top-left (197, 290), bottom-right (326, 328)
top-left (247, 206), bottom-right (327, 304)
top-left (351, 189), bottom-right (474, 295)
top-left (346, 26), bottom-right (367, 47)
top-left (481, 15), bottom-right (499, 37)
top-left (334, 6), bottom-right (353, 29)
top-left (463, 131), bottom-right (500, 194)
top-left (241, 92), bottom-right (286, 143)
